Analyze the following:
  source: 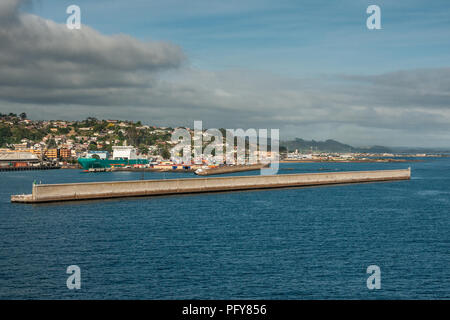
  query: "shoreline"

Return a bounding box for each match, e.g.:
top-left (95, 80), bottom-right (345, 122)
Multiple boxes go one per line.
top-left (280, 159), bottom-right (424, 163)
top-left (0, 158), bottom-right (427, 172)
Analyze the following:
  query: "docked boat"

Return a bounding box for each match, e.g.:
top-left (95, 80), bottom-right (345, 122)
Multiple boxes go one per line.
top-left (194, 163), bottom-right (270, 176)
top-left (78, 146), bottom-right (149, 169)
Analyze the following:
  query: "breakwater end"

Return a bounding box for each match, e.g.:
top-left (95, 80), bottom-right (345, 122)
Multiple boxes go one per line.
top-left (11, 168), bottom-right (411, 203)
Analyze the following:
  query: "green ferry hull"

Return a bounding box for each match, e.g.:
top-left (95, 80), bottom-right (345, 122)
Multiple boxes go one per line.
top-left (78, 158), bottom-right (149, 170)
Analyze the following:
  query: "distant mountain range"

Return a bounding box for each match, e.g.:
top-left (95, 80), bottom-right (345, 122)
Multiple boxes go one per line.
top-left (281, 138), bottom-right (392, 153)
top-left (280, 138), bottom-right (450, 154)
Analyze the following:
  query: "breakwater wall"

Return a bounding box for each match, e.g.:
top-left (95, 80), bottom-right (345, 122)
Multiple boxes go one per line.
top-left (11, 168), bottom-right (410, 203)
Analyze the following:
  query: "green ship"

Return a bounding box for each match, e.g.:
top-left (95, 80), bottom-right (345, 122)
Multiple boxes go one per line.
top-left (78, 146), bottom-right (149, 170)
top-left (77, 157), bottom-right (149, 169)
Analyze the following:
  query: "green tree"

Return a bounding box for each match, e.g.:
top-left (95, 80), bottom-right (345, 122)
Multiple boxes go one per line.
top-left (57, 127), bottom-right (70, 135)
top-left (88, 142), bottom-right (97, 150)
top-left (102, 145), bottom-right (113, 153)
top-left (138, 143), bottom-right (148, 155)
top-left (93, 121), bottom-right (107, 132)
top-left (0, 125), bottom-right (12, 147)
top-left (160, 147), bottom-right (171, 160)
top-left (126, 126), bottom-right (139, 146)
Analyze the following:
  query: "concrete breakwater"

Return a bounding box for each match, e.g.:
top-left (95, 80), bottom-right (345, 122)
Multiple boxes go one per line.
top-left (11, 168), bottom-right (410, 203)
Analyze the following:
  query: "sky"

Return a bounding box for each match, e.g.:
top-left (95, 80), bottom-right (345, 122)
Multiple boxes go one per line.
top-left (0, 0), bottom-right (449, 147)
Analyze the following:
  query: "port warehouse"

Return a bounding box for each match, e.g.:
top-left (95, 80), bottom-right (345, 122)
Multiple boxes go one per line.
top-left (0, 148), bottom-right (69, 168)
top-left (11, 168), bottom-right (410, 203)
top-left (0, 152), bottom-right (62, 171)
top-left (0, 151), bottom-right (40, 168)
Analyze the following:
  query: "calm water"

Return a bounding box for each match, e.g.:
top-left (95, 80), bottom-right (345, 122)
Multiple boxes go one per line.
top-left (0, 159), bottom-right (449, 299)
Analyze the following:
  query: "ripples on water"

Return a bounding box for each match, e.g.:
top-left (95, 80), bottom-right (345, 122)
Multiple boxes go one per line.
top-left (0, 159), bottom-right (449, 299)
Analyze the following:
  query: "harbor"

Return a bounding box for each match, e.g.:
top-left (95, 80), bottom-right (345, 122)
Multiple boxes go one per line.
top-left (11, 168), bottom-right (410, 203)
top-left (1, 0), bottom-right (449, 302)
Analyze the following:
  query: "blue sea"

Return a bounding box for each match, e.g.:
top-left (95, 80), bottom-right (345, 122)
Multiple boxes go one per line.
top-left (0, 159), bottom-right (449, 299)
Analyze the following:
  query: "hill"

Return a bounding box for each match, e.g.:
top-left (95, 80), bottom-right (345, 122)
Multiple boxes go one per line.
top-left (281, 138), bottom-right (393, 153)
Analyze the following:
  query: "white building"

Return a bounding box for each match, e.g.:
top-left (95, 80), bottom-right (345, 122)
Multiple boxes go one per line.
top-left (112, 146), bottom-right (137, 160)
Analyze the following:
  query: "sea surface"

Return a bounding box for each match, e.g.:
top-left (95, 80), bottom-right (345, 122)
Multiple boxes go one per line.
top-left (0, 159), bottom-right (449, 299)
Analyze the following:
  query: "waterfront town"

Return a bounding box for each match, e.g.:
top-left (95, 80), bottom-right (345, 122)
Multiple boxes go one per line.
top-left (0, 112), bottom-right (277, 170)
top-left (0, 112), bottom-right (173, 166)
top-left (0, 112), bottom-right (435, 171)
